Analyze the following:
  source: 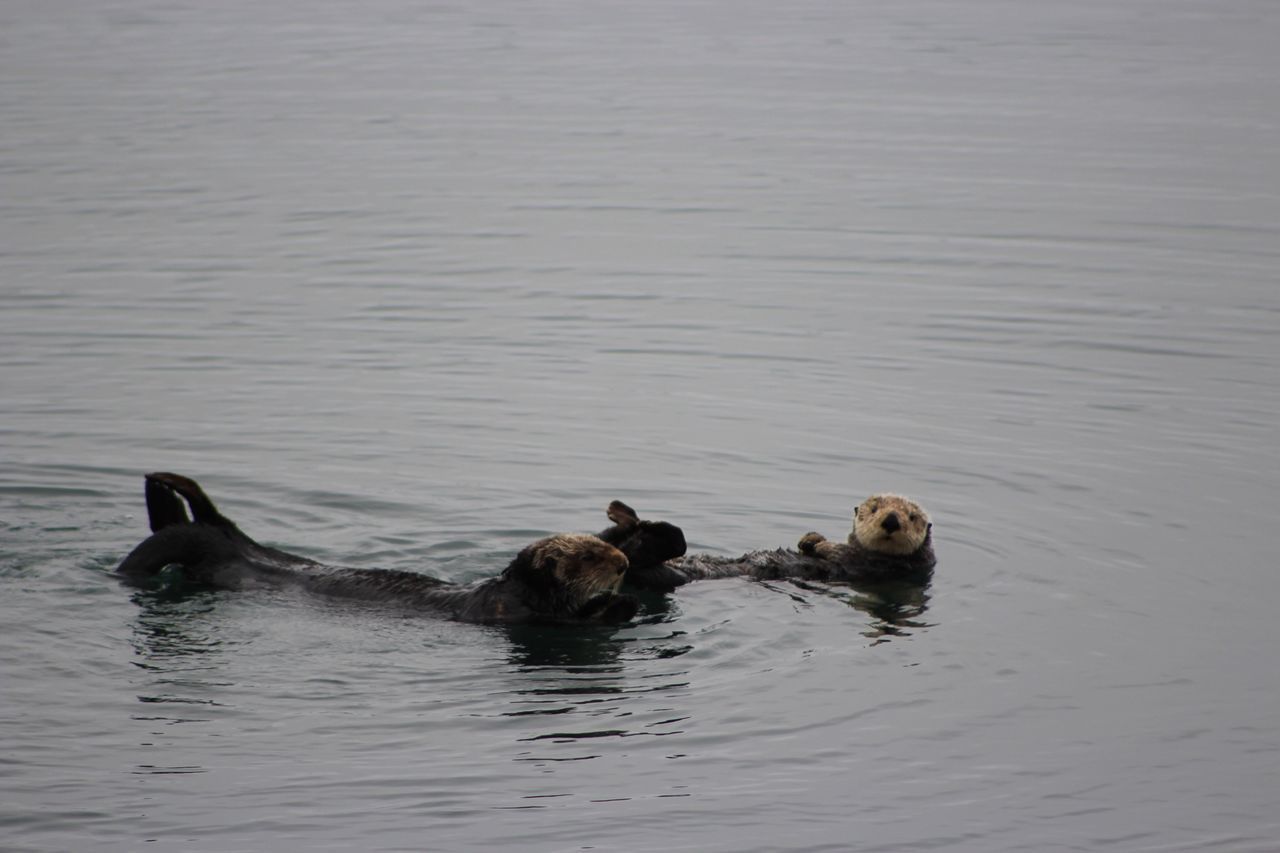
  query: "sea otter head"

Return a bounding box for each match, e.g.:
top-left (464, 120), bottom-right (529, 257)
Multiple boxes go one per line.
top-left (504, 534), bottom-right (636, 622)
top-left (851, 494), bottom-right (931, 556)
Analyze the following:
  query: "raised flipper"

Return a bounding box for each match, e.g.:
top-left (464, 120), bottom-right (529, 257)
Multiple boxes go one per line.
top-left (145, 474), bottom-right (190, 532)
top-left (119, 473), bottom-right (249, 579)
top-left (145, 472), bottom-right (232, 527)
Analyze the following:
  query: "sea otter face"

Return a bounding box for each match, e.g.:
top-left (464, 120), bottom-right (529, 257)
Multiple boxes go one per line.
top-left (512, 534), bottom-right (630, 604)
top-left (851, 494), bottom-right (931, 556)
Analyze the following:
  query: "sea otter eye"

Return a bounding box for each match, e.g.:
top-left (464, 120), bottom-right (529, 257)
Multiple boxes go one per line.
top-left (542, 556), bottom-right (557, 574)
top-left (909, 513), bottom-right (920, 523)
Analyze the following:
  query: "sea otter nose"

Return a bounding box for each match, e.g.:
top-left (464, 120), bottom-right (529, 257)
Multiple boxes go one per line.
top-left (881, 512), bottom-right (901, 534)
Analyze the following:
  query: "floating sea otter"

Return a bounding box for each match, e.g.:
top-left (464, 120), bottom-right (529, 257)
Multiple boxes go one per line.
top-left (630, 494), bottom-right (936, 588)
top-left (117, 473), bottom-right (639, 625)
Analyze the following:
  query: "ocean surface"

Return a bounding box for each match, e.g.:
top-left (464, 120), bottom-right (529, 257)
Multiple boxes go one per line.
top-left (3, 1), bottom-right (1278, 850)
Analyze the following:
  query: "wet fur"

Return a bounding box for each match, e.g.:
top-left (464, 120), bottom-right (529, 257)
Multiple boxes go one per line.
top-left (594, 500), bottom-right (689, 592)
top-left (117, 473), bottom-right (637, 625)
top-left (669, 494), bottom-right (936, 585)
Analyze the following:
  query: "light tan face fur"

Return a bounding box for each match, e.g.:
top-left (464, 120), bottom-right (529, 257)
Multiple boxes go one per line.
top-left (851, 494), bottom-right (931, 555)
top-left (536, 534), bottom-right (629, 597)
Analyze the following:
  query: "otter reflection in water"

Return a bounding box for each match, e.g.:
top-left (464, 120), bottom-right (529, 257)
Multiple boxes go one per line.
top-left (784, 577), bottom-right (934, 644)
top-left (117, 473), bottom-right (638, 625)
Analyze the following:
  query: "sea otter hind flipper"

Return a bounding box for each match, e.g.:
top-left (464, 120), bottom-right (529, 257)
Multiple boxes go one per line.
top-left (145, 472), bottom-right (232, 528)
top-left (145, 474), bottom-right (190, 532)
top-left (118, 473), bottom-right (246, 580)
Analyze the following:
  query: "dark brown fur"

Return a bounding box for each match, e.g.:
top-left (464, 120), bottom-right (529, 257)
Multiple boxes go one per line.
top-left (594, 500), bottom-right (689, 592)
top-left (117, 473), bottom-right (637, 625)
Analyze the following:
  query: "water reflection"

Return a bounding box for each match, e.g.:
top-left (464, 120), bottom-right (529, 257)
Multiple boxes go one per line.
top-left (501, 623), bottom-right (629, 670)
top-left (128, 587), bottom-right (235, 666)
top-left (499, 592), bottom-right (677, 669)
top-left (780, 576), bottom-right (934, 644)
top-left (498, 608), bottom-right (696, 758)
top-left (127, 587), bottom-right (236, 718)
top-left (126, 588), bottom-right (236, 779)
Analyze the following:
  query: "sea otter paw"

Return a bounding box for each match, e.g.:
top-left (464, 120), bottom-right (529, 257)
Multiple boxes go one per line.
top-left (797, 532), bottom-right (827, 555)
top-left (575, 592), bottom-right (639, 624)
top-left (606, 500), bottom-right (640, 528)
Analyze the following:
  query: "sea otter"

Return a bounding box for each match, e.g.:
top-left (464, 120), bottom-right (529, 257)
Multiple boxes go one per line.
top-left (666, 494), bottom-right (936, 585)
top-left (117, 472), bottom-right (639, 625)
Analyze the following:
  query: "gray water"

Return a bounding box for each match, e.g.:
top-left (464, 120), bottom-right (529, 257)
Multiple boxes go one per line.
top-left (3, 1), bottom-right (1279, 850)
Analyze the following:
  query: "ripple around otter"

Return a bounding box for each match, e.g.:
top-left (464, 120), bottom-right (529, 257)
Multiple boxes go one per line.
top-left (4, 0), bottom-right (1280, 849)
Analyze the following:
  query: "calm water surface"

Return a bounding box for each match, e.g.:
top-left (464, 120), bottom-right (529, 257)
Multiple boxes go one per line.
top-left (3, 1), bottom-right (1279, 851)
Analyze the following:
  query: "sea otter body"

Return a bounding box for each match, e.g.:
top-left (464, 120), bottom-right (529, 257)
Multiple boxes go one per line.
top-left (117, 473), bottom-right (639, 625)
top-left (667, 494), bottom-right (936, 586)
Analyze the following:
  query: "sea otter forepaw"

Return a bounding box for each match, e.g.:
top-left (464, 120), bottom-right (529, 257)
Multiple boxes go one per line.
top-left (797, 532), bottom-right (827, 555)
top-left (576, 592), bottom-right (639, 624)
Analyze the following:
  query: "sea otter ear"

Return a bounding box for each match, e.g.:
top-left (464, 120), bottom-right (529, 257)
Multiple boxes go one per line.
top-left (541, 556), bottom-right (558, 574)
top-left (927, 522), bottom-right (933, 532)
